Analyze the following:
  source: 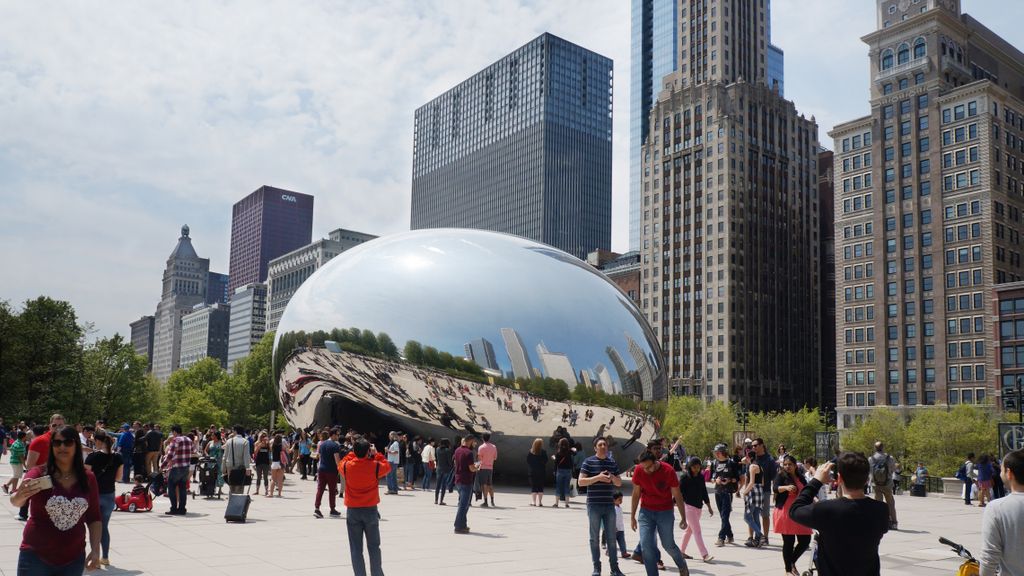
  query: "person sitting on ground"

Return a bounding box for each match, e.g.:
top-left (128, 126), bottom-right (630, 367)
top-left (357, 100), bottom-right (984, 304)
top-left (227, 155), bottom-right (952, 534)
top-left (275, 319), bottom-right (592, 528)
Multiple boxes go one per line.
top-left (789, 452), bottom-right (890, 576)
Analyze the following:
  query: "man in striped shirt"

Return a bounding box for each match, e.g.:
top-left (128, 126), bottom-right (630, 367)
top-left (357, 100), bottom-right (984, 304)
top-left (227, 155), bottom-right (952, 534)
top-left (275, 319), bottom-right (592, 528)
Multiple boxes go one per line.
top-left (579, 437), bottom-right (626, 576)
top-left (161, 425), bottom-right (193, 516)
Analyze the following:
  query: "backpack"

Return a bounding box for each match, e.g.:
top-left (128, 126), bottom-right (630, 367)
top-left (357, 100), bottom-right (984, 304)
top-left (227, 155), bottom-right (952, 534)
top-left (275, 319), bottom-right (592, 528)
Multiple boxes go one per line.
top-left (871, 455), bottom-right (890, 485)
top-left (955, 463), bottom-right (968, 481)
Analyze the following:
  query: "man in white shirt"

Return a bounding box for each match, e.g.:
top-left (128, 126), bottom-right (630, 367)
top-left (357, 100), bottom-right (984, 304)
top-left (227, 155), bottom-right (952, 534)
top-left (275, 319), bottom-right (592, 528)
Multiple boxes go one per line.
top-left (980, 449), bottom-right (1024, 576)
top-left (221, 425), bottom-right (252, 494)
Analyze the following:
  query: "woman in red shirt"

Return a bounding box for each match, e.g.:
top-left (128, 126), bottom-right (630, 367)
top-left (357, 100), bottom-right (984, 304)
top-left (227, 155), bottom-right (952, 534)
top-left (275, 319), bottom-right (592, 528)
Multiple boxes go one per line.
top-left (773, 455), bottom-right (813, 576)
top-left (8, 425), bottom-right (102, 574)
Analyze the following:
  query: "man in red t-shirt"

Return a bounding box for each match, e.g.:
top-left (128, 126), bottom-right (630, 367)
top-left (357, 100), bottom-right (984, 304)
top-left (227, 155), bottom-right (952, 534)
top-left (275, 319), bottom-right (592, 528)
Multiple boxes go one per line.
top-left (631, 451), bottom-right (691, 576)
top-left (18, 414), bottom-right (65, 521)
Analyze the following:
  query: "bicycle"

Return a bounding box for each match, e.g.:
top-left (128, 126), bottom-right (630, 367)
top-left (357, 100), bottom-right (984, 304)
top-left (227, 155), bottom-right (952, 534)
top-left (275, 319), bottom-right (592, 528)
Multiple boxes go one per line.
top-left (939, 536), bottom-right (979, 576)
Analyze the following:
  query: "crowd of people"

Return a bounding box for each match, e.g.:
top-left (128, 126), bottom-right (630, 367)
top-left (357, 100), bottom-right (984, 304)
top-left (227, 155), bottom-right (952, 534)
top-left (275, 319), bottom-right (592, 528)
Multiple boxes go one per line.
top-left (2, 412), bottom-right (1023, 576)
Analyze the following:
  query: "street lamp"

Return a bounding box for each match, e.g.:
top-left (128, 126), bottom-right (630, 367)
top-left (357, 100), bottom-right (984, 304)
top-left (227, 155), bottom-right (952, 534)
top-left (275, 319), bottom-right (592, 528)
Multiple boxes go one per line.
top-left (1017, 376), bottom-right (1023, 424)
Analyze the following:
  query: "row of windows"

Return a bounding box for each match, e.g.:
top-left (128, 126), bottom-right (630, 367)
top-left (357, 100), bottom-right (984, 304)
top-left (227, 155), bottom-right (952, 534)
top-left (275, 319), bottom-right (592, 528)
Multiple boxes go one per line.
top-left (842, 173), bottom-right (874, 192)
top-left (840, 131), bottom-right (872, 153)
top-left (879, 37), bottom-right (927, 70)
top-left (843, 284), bottom-right (875, 303)
top-left (999, 298), bottom-right (1024, 314)
top-left (843, 305), bottom-right (876, 322)
top-left (845, 389), bottom-right (987, 408)
top-left (941, 123), bottom-right (979, 145)
top-left (946, 292), bottom-right (986, 312)
top-left (843, 241), bottom-right (873, 260)
top-left (884, 137), bottom-right (930, 161)
top-left (841, 152), bottom-right (872, 172)
top-left (941, 101), bottom-right (978, 124)
top-left (945, 269), bottom-right (984, 289)
top-left (843, 263), bottom-right (875, 280)
top-left (842, 222), bottom-right (874, 238)
top-left (942, 170), bottom-right (982, 191)
top-left (842, 193), bottom-right (873, 213)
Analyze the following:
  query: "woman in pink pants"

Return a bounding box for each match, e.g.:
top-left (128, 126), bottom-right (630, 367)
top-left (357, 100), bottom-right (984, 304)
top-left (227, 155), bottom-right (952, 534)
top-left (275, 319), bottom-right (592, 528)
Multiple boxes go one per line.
top-left (678, 457), bottom-right (714, 563)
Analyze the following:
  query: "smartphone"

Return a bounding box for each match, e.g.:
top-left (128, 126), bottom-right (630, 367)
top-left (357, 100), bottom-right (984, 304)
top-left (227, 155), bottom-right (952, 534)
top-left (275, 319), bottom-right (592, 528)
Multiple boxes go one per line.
top-left (34, 475), bottom-right (54, 491)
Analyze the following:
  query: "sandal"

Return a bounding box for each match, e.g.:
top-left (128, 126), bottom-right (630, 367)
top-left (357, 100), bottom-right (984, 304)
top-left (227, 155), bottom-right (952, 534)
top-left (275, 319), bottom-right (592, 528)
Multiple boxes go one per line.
top-left (702, 554), bottom-right (714, 563)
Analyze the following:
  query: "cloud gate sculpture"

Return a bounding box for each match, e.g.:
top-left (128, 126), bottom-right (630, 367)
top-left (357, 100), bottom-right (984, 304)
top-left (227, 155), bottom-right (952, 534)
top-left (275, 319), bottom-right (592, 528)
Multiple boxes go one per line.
top-left (273, 229), bottom-right (667, 477)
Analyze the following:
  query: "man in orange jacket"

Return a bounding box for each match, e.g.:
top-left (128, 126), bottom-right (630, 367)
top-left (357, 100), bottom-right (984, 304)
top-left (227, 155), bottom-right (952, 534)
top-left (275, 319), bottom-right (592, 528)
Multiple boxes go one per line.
top-left (339, 438), bottom-right (391, 576)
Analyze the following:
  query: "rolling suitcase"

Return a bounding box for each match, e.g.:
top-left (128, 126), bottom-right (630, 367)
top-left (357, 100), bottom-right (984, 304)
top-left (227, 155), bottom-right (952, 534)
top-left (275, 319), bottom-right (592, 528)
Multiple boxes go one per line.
top-left (224, 493), bottom-right (251, 523)
top-left (910, 483), bottom-right (926, 497)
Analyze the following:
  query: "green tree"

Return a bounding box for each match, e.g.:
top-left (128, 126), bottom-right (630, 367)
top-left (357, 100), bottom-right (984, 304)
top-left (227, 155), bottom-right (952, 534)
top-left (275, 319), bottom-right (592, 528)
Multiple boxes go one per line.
top-left (749, 407), bottom-right (823, 461)
top-left (13, 297), bottom-right (86, 422)
top-left (359, 329), bottom-right (379, 354)
top-left (164, 387), bottom-right (227, 430)
top-left (403, 340), bottom-right (424, 364)
top-left (377, 332), bottom-right (398, 359)
top-left (228, 331), bottom-right (277, 428)
top-left (842, 407), bottom-right (908, 460)
top-left (905, 406), bottom-right (998, 476)
top-left (661, 397), bottom-right (737, 459)
top-left (82, 334), bottom-right (158, 424)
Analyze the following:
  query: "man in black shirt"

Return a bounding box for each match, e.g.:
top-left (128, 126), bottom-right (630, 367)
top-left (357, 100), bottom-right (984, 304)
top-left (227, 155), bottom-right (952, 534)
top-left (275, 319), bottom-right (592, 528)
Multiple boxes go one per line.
top-left (790, 452), bottom-right (890, 576)
top-left (711, 443), bottom-right (743, 546)
top-left (144, 423), bottom-right (164, 478)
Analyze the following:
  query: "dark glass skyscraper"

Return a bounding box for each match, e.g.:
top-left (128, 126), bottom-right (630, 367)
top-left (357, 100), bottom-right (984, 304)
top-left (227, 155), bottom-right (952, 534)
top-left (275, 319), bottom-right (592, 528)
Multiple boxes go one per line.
top-left (228, 185), bottom-right (314, 293)
top-left (410, 33), bottom-right (612, 260)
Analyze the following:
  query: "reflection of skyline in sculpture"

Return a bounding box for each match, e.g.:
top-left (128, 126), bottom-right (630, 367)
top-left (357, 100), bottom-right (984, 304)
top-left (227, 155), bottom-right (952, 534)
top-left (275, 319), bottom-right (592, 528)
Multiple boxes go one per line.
top-left (594, 363), bottom-right (615, 394)
top-left (627, 333), bottom-right (656, 401)
top-left (536, 341), bottom-right (579, 386)
top-left (606, 345), bottom-right (636, 397)
top-left (464, 337), bottom-right (499, 371)
top-left (500, 328), bottom-right (534, 381)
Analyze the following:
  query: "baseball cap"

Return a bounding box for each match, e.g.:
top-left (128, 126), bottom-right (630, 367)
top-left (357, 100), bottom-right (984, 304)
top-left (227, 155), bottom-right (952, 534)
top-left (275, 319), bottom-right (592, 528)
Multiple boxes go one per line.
top-left (121, 423), bottom-right (130, 429)
top-left (714, 443), bottom-right (728, 453)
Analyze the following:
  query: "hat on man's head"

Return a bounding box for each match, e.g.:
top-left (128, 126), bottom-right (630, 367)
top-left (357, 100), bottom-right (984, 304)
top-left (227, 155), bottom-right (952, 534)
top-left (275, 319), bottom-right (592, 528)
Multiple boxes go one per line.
top-left (714, 443), bottom-right (728, 453)
top-left (121, 423), bottom-right (130, 429)
top-left (744, 438), bottom-right (753, 444)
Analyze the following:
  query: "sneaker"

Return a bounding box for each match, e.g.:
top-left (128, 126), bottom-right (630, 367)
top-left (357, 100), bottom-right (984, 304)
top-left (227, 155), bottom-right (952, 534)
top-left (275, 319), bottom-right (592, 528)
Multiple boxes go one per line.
top-left (760, 535), bottom-right (769, 546)
top-left (727, 537), bottom-right (734, 544)
top-left (439, 501), bottom-right (447, 505)
top-left (610, 570), bottom-right (627, 576)
top-left (714, 539), bottom-right (725, 547)
top-left (657, 560), bottom-right (666, 570)
top-left (552, 502), bottom-right (560, 508)
top-left (481, 502), bottom-right (489, 508)
top-left (313, 509), bottom-right (323, 519)
top-left (701, 554), bottom-right (714, 563)
top-left (591, 568), bottom-right (600, 576)
top-left (329, 510), bottom-right (341, 517)
top-left (454, 527), bottom-right (470, 534)
top-left (100, 559), bottom-right (110, 566)
top-left (631, 552), bottom-right (644, 563)
top-left (744, 538), bottom-right (756, 548)
top-left (682, 553), bottom-right (693, 560)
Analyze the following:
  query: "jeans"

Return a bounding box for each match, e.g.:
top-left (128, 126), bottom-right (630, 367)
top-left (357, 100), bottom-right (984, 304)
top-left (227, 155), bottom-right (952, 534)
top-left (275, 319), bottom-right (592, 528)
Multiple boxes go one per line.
top-left (316, 469), bottom-right (339, 511)
top-left (167, 467), bottom-right (189, 513)
top-left (17, 549), bottom-right (85, 576)
top-left (121, 456), bottom-right (133, 483)
top-left (404, 461), bottom-right (418, 486)
top-left (616, 530), bottom-right (627, 557)
top-left (347, 506), bottom-right (384, 576)
top-left (555, 468), bottom-right (572, 501)
top-left (587, 503), bottom-right (620, 569)
top-left (963, 479), bottom-right (973, 504)
top-left (421, 466), bottom-right (434, 490)
top-left (300, 454), bottom-right (312, 479)
top-left (715, 492), bottom-right (733, 540)
top-left (434, 470), bottom-right (452, 502)
top-left (638, 508), bottom-right (688, 576)
top-left (99, 492), bottom-right (115, 558)
top-left (255, 463), bottom-right (270, 493)
top-left (386, 464), bottom-right (399, 493)
top-left (454, 484), bottom-right (472, 530)
top-left (743, 502), bottom-right (762, 538)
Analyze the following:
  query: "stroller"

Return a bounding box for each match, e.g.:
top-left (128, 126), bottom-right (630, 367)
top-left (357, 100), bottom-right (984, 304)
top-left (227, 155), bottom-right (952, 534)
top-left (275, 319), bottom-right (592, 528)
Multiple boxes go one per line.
top-left (800, 532), bottom-right (820, 576)
top-left (195, 457), bottom-right (222, 499)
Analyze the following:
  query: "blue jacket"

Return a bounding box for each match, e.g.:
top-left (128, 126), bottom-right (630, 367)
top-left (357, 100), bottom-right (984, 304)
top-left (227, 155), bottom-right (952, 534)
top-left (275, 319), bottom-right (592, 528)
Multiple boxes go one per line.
top-left (117, 430), bottom-right (135, 454)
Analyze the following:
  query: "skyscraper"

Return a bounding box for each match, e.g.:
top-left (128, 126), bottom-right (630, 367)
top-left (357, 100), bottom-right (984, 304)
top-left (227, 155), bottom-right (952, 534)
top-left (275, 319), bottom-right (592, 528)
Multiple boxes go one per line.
top-left (266, 228), bottom-right (377, 332)
top-left (151, 225), bottom-right (210, 381)
top-left (206, 272), bottom-right (230, 306)
top-left (500, 328), bottom-right (534, 381)
top-left (630, 0), bottom-right (786, 251)
top-left (227, 283), bottom-right (267, 371)
top-left (129, 315), bottom-right (155, 372)
top-left (180, 302), bottom-right (231, 370)
top-left (464, 337), bottom-right (499, 372)
top-left (832, 0), bottom-right (1023, 427)
top-left (228, 185), bottom-right (314, 294)
top-left (638, 0), bottom-right (820, 410)
top-left (819, 149), bottom-right (837, 414)
top-left (410, 33), bottom-right (613, 260)
top-left (631, 0), bottom-right (681, 252)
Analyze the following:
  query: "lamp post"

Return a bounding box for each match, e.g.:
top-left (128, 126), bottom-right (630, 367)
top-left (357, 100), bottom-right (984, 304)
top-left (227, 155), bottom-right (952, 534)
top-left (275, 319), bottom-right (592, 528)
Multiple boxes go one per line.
top-left (1017, 376), bottom-right (1023, 424)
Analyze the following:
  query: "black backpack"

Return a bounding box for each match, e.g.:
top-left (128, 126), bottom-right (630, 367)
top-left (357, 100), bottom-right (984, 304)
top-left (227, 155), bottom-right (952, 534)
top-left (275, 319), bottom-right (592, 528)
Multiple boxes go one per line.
top-left (871, 455), bottom-right (890, 485)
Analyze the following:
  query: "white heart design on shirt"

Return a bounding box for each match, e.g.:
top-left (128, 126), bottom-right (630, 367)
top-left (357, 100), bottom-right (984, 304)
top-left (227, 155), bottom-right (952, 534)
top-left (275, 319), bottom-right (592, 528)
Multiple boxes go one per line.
top-left (44, 495), bottom-right (89, 531)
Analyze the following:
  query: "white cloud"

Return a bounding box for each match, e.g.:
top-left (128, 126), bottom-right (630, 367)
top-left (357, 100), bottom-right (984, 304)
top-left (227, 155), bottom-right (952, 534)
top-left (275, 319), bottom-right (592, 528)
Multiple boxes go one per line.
top-left (1, 0), bottom-right (1022, 338)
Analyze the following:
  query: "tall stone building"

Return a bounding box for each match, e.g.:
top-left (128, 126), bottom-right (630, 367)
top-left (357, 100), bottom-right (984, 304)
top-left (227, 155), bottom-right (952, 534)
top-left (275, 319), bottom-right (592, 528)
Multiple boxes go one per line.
top-left (819, 149), bottom-right (837, 414)
top-left (411, 33), bottom-right (613, 260)
top-left (832, 0), bottom-right (1024, 427)
top-left (639, 0), bottom-right (820, 410)
top-left (228, 185), bottom-right (314, 294)
top-left (151, 226), bottom-right (210, 381)
top-left (129, 315), bottom-right (155, 372)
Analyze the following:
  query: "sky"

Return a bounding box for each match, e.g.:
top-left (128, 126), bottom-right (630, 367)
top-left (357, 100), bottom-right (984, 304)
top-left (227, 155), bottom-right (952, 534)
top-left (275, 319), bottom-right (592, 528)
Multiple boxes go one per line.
top-left (1, 0), bottom-right (1022, 340)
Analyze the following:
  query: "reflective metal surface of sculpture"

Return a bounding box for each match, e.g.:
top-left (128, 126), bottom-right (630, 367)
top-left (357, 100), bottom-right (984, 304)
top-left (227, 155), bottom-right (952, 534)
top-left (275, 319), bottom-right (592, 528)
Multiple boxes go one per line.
top-left (273, 229), bottom-right (666, 476)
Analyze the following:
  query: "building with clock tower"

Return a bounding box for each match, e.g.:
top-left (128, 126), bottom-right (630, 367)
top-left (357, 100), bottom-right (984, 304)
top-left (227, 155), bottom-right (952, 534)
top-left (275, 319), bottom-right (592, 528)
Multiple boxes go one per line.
top-left (832, 0), bottom-right (1024, 426)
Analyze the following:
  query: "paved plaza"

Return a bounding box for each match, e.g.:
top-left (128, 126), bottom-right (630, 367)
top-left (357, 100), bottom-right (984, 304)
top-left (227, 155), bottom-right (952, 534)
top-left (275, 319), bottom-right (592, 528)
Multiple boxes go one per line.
top-left (0, 469), bottom-right (989, 576)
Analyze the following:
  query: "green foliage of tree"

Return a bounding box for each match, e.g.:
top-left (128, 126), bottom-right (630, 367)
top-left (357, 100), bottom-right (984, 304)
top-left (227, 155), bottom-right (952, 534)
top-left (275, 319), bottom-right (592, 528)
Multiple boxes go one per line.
top-left (377, 332), bottom-right (398, 359)
top-left (842, 407), bottom-right (907, 459)
top-left (403, 340), bottom-right (424, 364)
top-left (749, 407), bottom-right (823, 461)
top-left (82, 334), bottom-right (159, 424)
top-left (164, 387), bottom-right (227, 431)
top-left (662, 397), bottom-right (738, 458)
top-left (903, 406), bottom-right (997, 476)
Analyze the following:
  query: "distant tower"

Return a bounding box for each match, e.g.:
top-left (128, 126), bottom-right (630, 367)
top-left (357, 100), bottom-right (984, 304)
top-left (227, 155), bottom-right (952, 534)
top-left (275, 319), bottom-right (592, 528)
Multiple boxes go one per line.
top-left (465, 337), bottom-right (499, 371)
top-left (151, 225), bottom-right (210, 381)
top-left (228, 185), bottom-right (314, 293)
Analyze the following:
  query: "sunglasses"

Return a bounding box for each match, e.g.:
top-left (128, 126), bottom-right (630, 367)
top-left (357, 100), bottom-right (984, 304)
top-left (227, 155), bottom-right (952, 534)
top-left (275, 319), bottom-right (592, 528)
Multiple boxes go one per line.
top-left (52, 438), bottom-right (77, 448)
